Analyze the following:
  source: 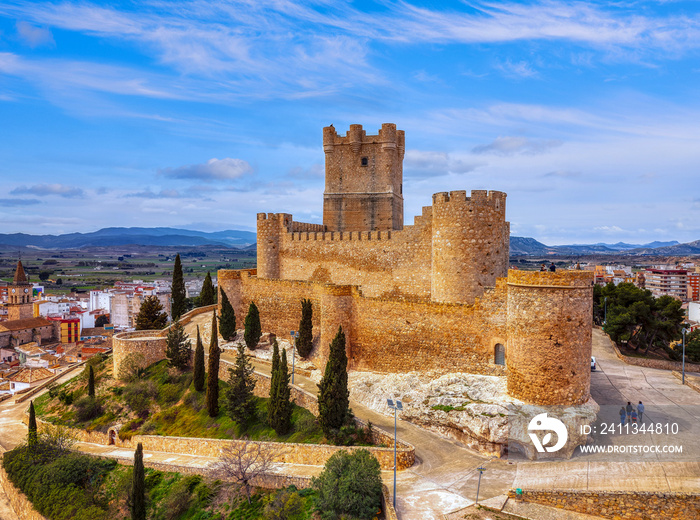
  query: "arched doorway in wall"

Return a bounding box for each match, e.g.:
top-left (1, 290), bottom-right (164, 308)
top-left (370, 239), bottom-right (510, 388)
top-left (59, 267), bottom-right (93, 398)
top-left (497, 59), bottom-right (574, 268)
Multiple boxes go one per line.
top-left (494, 343), bottom-right (505, 366)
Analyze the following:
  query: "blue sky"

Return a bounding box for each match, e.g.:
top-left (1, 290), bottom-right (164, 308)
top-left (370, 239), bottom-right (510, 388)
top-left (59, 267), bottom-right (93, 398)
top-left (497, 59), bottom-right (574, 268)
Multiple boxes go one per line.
top-left (1, 0), bottom-right (699, 245)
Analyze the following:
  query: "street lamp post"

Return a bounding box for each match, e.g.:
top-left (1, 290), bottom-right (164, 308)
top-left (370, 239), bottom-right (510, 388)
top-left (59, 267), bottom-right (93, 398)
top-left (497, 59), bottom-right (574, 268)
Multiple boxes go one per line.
top-left (475, 466), bottom-right (486, 505)
top-left (289, 330), bottom-right (299, 384)
top-left (682, 328), bottom-right (688, 385)
top-left (387, 399), bottom-right (403, 509)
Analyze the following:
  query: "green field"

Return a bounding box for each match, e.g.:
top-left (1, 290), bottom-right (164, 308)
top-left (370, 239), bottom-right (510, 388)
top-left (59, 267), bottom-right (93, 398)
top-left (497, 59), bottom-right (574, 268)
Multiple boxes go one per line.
top-left (0, 246), bottom-right (256, 294)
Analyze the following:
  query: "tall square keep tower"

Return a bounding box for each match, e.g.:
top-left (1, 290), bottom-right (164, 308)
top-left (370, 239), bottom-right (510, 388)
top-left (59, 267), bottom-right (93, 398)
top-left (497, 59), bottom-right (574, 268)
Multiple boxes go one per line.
top-left (322, 123), bottom-right (405, 232)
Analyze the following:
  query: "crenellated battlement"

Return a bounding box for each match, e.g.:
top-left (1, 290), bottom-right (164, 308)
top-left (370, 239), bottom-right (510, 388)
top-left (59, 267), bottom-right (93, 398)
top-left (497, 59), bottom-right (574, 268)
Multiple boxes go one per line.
top-left (323, 123), bottom-right (405, 156)
top-left (432, 190), bottom-right (507, 212)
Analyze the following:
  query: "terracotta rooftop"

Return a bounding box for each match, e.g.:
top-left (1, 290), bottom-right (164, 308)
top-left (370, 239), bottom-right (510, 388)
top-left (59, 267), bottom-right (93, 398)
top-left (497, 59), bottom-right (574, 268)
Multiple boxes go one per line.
top-left (81, 327), bottom-right (111, 337)
top-left (9, 367), bottom-right (54, 384)
top-left (16, 343), bottom-right (44, 356)
top-left (0, 381), bottom-right (10, 391)
top-left (0, 317), bottom-right (52, 333)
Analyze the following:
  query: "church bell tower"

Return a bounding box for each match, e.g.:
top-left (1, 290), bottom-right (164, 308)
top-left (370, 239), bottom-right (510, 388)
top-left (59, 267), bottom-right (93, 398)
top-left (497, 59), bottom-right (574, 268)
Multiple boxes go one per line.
top-left (7, 260), bottom-right (33, 321)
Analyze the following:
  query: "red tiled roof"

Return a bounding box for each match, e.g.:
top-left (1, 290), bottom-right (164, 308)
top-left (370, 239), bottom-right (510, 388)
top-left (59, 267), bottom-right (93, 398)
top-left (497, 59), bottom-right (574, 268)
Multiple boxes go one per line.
top-left (9, 367), bottom-right (54, 384)
top-left (0, 317), bottom-right (52, 332)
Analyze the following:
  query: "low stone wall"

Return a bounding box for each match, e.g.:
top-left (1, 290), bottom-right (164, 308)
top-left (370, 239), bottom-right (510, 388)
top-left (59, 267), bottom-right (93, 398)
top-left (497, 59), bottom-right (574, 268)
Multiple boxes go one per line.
top-left (610, 341), bottom-right (700, 373)
top-left (0, 456), bottom-right (47, 520)
top-left (508, 489), bottom-right (700, 520)
top-left (31, 413), bottom-right (414, 471)
top-left (178, 304), bottom-right (218, 328)
top-left (672, 371), bottom-right (700, 393)
top-left (128, 435), bottom-right (414, 471)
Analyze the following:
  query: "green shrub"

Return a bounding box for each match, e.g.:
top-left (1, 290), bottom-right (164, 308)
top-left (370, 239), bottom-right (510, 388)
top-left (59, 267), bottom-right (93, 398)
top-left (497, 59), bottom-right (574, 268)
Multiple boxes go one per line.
top-left (58, 389), bottom-right (74, 406)
top-left (312, 449), bottom-right (382, 520)
top-left (263, 486), bottom-right (308, 520)
top-left (74, 396), bottom-right (102, 422)
top-left (123, 381), bottom-right (156, 414)
top-left (2, 444), bottom-right (115, 520)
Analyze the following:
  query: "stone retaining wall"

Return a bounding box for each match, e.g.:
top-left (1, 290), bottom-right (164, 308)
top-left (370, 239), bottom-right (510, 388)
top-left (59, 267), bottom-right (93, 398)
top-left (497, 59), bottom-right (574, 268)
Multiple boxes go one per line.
top-left (0, 458), bottom-right (47, 520)
top-left (508, 488), bottom-right (700, 520)
top-left (610, 340), bottom-right (700, 373)
top-left (127, 435), bottom-right (414, 471)
top-left (672, 371), bottom-right (700, 393)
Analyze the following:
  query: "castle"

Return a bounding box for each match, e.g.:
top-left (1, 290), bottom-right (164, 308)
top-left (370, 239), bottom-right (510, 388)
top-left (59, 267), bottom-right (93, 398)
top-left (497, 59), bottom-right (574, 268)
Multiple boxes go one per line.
top-left (218, 124), bottom-right (594, 407)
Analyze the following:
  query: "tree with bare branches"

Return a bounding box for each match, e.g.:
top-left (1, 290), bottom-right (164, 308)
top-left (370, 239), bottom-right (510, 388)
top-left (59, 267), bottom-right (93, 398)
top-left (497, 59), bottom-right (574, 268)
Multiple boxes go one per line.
top-left (210, 441), bottom-right (283, 504)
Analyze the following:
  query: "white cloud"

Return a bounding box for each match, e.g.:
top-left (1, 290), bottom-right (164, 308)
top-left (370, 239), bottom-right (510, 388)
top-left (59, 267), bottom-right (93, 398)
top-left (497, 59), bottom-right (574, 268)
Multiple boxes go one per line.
top-left (125, 189), bottom-right (185, 199)
top-left (472, 136), bottom-right (562, 155)
top-left (15, 21), bottom-right (54, 48)
top-left (495, 59), bottom-right (538, 79)
top-left (594, 225), bottom-right (625, 233)
top-left (10, 184), bottom-right (84, 198)
top-left (159, 158), bottom-right (254, 181)
top-left (404, 150), bottom-right (481, 177)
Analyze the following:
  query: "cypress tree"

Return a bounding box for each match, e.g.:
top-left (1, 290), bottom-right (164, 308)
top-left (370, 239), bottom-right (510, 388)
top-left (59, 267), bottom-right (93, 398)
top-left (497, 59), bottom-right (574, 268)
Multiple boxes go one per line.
top-left (276, 348), bottom-right (293, 435)
top-left (166, 319), bottom-right (191, 370)
top-left (200, 271), bottom-right (216, 307)
top-left (297, 298), bottom-right (313, 358)
top-left (225, 343), bottom-right (256, 427)
top-left (135, 295), bottom-right (168, 330)
top-left (218, 287), bottom-right (236, 341)
top-left (207, 312), bottom-right (221, 417)
top-left (131, 442), bottom-right (146, 520)
top-left (193, 325), bottom-right (205, 392)
top-left (244, 301), bottom-right (262, 350)
top-left (28, 400), bottom-right (37, 447)
top-left (317, 326), bottom-right (350, 439)
top-left (88, 365), bottom-right (95, 397)
top-left (267, 339), bottom-right (280, 428)
top-left (171, 253), bottom-right (187, 321)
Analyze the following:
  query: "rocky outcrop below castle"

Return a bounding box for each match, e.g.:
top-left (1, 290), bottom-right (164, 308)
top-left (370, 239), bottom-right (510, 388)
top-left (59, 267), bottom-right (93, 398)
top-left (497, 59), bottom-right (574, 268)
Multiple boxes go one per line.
top-left (348, 371), bottom-right (598, 460)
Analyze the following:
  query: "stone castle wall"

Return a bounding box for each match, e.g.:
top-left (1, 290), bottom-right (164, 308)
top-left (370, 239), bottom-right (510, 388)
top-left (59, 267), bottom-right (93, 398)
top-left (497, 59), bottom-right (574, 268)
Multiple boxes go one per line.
top-left (219, 269), bottom-right (593, 403)
top-left (112, 304), bottom-right (217, 379)
top-left (257, 189), bottom-right (508, 305)
top-left (219, 269), bottom-right (511, 375)
top-left (112, 330), bottom-right (167, 379)
top-left (506, 270), bottom-right (594, 405)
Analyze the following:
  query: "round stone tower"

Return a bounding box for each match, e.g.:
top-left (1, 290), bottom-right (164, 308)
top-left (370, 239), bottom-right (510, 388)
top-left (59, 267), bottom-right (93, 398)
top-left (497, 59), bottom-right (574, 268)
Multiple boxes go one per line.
top-left (430, 190), bottom-right (509, 304)
top-left (256, 213), bottom-right (290, 279)
top-left (506, 270), bottom-right (594, 405)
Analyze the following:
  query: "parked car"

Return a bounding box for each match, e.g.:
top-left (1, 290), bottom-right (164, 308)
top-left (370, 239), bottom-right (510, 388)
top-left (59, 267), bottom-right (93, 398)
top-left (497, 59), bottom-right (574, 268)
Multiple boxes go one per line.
top-left (591, 356), bottom-right (597, 371)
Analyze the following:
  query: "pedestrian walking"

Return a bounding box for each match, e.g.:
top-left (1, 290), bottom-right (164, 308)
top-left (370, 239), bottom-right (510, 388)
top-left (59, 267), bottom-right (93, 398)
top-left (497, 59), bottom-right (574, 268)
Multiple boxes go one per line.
top-left (630, 409), bottom-right (638, 424)
top-left (619, 406), bottom-right (626, 426)
top-left (637, 401), bottom-right (645, 423)
top-left (626, 401), bottom-right (634, 423)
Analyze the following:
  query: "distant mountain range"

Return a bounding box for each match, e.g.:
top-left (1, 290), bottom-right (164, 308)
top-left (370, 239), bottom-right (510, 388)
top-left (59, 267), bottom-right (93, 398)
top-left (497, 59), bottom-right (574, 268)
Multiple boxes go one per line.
top-left (0, 228), bottom-right (697, 255)
top-left (0, 227), bottom-right (256, 249)
top-left (509, 237), bottom-right (697, 256)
